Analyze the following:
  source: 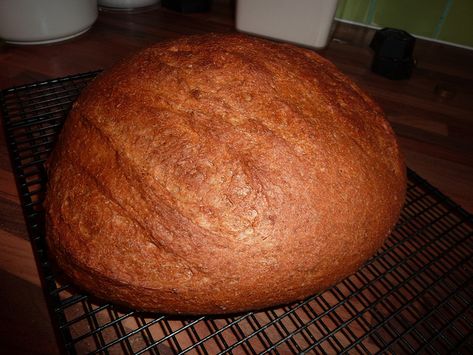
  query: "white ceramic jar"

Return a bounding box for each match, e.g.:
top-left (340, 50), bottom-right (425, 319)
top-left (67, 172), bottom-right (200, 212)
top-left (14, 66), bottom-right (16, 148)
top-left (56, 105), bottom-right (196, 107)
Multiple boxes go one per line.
top-left (0, 0), bottom-right (98, 45)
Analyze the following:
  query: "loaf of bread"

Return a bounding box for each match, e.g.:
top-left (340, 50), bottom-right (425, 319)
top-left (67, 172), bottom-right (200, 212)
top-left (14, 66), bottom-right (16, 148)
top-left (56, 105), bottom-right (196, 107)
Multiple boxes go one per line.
top-left (45, 33), bottom-right (406, 314)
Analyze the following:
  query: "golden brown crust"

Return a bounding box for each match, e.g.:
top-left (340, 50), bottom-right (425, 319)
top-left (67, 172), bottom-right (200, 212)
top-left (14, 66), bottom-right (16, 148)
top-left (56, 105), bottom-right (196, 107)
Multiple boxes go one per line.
top-left (45, 33), bottom-right (406, 314)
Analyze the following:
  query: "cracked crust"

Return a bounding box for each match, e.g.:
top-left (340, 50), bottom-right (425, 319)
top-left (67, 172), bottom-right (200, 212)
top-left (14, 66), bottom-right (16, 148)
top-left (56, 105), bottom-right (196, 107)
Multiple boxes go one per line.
top-left (45, 33), bottom-right (406, 314)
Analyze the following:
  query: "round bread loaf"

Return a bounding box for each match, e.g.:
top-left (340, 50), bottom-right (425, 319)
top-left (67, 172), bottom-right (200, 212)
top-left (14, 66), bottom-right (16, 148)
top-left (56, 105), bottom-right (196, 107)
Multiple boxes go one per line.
top-left (45, 33), bottom-right (406, 314)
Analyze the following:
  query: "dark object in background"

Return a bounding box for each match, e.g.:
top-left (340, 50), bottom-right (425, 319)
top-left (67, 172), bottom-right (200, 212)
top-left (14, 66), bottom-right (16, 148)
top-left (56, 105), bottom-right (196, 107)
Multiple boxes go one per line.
top-left (162, 0), bottom-right (212, 13)
top-left (370, 28), bottom-right (416, 80)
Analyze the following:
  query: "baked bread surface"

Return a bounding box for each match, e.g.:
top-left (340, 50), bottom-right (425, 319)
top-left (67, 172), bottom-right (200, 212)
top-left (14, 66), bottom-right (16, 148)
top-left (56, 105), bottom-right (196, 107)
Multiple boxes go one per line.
top-left (45, 33), bottom-right (406, 314)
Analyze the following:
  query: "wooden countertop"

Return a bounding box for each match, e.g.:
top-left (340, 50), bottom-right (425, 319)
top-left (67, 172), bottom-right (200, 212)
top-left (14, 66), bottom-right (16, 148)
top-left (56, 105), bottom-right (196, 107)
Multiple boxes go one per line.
top-left (0, 2), bottom-right (472, 354)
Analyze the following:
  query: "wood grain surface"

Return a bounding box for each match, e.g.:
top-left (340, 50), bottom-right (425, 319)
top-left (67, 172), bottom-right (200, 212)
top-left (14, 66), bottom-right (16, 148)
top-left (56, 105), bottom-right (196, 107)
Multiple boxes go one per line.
top-left (0, 1), bottom-right (472, 353)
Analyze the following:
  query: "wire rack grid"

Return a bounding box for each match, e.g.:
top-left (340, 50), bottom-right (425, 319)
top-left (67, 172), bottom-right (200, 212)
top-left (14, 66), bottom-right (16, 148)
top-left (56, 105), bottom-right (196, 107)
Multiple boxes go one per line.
top-left (1, 72), bottom-right (472, 354)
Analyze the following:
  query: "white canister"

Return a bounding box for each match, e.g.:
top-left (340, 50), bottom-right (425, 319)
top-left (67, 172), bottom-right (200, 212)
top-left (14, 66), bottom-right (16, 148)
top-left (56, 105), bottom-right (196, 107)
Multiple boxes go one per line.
top-left (0, 0), bottom-right (98, 45)
top-left (236, 0), bottom-right (339, 49)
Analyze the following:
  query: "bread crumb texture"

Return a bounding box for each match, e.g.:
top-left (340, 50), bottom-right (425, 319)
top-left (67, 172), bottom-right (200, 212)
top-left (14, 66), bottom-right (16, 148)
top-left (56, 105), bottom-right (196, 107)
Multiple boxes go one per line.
top-left (45, 33), bottom-right (406, 314)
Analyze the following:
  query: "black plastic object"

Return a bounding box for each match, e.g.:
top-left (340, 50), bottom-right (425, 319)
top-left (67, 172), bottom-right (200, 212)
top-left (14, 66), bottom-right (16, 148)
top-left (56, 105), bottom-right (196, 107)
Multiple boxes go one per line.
top-left (370, 28), bottom-right (416, 80)
top-left (162, 0), bottom-right (212, 13)
top-left (1, 72), bottom-right (472, 354)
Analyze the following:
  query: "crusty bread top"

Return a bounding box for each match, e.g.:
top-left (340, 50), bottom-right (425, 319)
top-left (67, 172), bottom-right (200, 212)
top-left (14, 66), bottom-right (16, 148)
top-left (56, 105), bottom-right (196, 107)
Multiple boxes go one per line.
top-left (45, 33), bottom-right (406, 314)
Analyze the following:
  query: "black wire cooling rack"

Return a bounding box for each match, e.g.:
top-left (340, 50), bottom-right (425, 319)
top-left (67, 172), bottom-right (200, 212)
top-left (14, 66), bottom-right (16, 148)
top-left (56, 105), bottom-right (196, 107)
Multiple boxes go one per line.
top-left (1, 72), bottom-right (472, 354)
